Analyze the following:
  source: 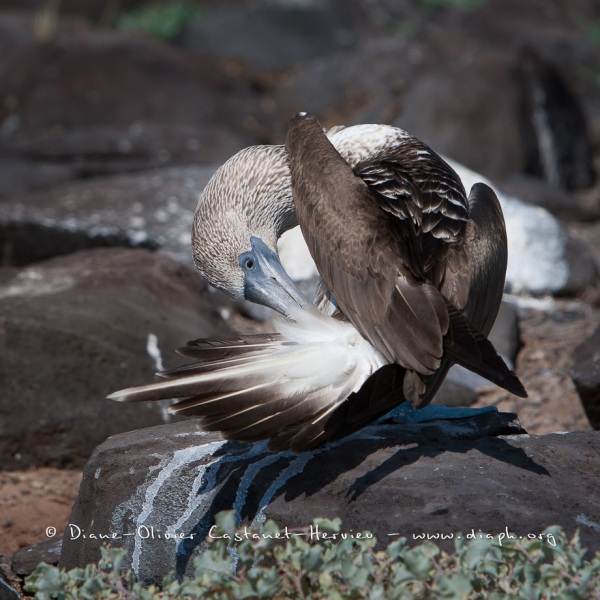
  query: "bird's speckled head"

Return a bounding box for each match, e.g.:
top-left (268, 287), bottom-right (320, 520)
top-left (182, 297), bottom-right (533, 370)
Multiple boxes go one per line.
top-left (192, 144), bottom-right (297, 300)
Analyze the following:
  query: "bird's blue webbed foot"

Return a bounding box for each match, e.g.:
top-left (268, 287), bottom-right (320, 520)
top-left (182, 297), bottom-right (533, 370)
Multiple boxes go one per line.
top-left (378, 401), bottom-right (497, 424)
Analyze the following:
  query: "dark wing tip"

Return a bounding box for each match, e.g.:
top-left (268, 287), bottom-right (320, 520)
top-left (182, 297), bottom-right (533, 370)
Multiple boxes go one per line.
top-left (504, 372), bottom-right (528, 398)
top-left (469, 181), bottom-right (496, 196)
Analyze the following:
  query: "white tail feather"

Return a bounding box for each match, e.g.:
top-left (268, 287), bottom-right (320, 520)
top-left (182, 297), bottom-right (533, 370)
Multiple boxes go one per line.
top-left (108, 306), bottom-right (385, 426)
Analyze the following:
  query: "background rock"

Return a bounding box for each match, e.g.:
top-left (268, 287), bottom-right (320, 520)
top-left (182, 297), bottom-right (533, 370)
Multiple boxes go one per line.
top-left (0, 247), bottom-right (231, 469)
top-left (498, 174), bottom-right (595, 222)
top-left (572, 325), bottom-right (600, 429)
top-left (0, 30), bottom-right (255, 177)
top-left (12, 538), bottom-right (62, 577)
top-left (180, 2), bottom-right (359, 73)
top-left (0, 165), bottom-right (219, 267)
top-left (0, 157), bottom-right (77, 199)
top-left (0, 555), bottom-right (19, 600)
top-left (59, 418), bottom-right (600, 584)
top-left (395, 54), bottom-right (524, 181)
top-left (0, 10), bottom-right (91, 57)
top-left (271, 37), bottom-right (412, 133)
top-left (0, 1), bottom-right (148, 22)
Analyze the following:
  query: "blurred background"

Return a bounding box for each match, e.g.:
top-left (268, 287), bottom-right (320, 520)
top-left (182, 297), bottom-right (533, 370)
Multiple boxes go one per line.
top-left (1, 0), bottom-right (600, 206)
top-left (1, 0), bottom-right (600, 569)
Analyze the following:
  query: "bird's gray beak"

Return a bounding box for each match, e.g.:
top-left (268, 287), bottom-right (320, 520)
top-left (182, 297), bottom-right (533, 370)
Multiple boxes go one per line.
top-left (241, 236), bottom-right (308, 318)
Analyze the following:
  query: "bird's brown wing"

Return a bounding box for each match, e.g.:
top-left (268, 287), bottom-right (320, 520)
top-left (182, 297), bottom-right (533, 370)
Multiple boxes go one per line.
top-left (354, 141), bottom-right (469, 278)
top-left (450, 182), bottom-right (509, 335)
top-left (286, 113), bottom-right (526, 403)
top-left (287, 114), bottom-right (452, 394)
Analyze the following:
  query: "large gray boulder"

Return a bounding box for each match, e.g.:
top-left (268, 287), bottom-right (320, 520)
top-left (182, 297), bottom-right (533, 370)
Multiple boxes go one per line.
top-left (0, 29), bottom-right (254, 177)
top-left (0, 556), bottom-right (19, 600)
top-left (0, 165), bottom-right (218, 267)
top-left (0, 247), bottom-right (231, 469)
top-left (60, 415), bottom-right (600, 584)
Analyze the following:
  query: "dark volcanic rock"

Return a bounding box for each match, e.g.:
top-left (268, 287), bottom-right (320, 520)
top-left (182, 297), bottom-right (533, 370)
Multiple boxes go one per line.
top-left (0, 555), bottom-right (19, 600)
top-left (180, 2), bottom-right (359, 73)
top-left (0, 157), bottom-right (77, 198)
top-left (0, 1), bottom-right (148, 21)
top-left (396, 54), bottom-right (524, 181)
top-left (0, 164), bottom-right (218, 267)
top-left (0, 10), bottom-right (91, 57)
top-left (60, 416), bottom-right (599, 583)
top-left (272, 41), bottom-right (524, 181)
top-left (488, 301), bottom-right (522, 363)
top-left (271, 37), bottom-right (416, 135)
top-left (0, 30), bottom-right (254, 174)
top-left (0, 247), bottom-right (231, 469)
top-left (12, 538), bottom-right (62, 577)
top-left (572, 325), bottom-right (600, 429)
top-left (517, 47), bottom-right (596, 192)
top-left (498, 174), bottom-right (594, 222)
top-left (272, 0), bottom-right (600, 186)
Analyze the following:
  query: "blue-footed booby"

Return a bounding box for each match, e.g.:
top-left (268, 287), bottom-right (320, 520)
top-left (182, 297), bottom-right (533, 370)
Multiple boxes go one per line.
top-left (109, 112), bottom-right (527, 452)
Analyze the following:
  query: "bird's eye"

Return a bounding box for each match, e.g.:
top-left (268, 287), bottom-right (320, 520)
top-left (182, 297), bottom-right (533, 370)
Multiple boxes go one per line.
top-left (241, 254), bottom-right (255, 270)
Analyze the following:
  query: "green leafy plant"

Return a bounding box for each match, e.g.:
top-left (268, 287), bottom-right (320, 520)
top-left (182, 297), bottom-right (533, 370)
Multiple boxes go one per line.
top-left (117, 0), bottom-right (204, 41)
top-left (25, 511), bottom-right (600, 599)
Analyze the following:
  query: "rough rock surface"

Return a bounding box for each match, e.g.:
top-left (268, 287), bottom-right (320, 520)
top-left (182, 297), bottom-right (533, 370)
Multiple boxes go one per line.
top-left (12, 538), bottom-right (62, 577)
top-left (0, 248), bottom-right (231, 469)
top-left (60, 417), bottom-right (600, 583)
top-left (271, 0), bottom-right (599, 185)
top-left (498, 174), bottom-right (597, 222)
top-left (0, 29), bottom-right (254, 176)
top-left (0, 556), bottom-right (19, 600)
top-left (0, 165), bottom-right (219, 267)
top-left (180, 2), bottom-right (358, 73)
top-left (483, 298), bottom-right (598, 436)
top-left (572, 325), bottom-right (600, 429)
